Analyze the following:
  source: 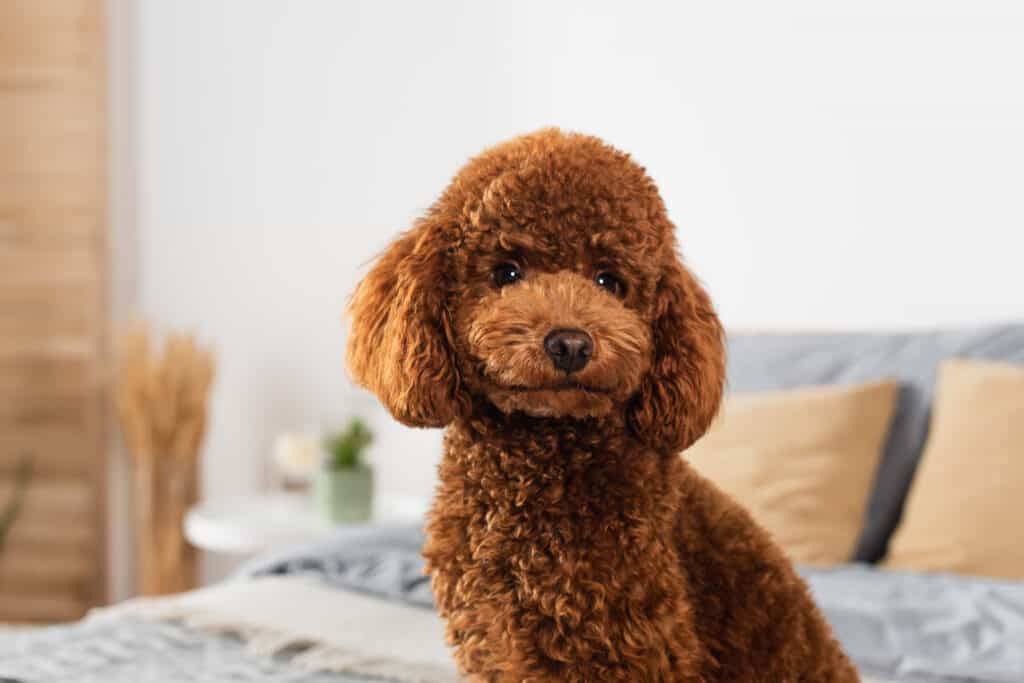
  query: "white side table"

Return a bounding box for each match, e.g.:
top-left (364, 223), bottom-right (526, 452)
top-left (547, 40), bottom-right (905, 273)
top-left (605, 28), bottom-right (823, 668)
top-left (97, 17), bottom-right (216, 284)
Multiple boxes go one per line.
top-left (184, 491), bottom-right (428, 556)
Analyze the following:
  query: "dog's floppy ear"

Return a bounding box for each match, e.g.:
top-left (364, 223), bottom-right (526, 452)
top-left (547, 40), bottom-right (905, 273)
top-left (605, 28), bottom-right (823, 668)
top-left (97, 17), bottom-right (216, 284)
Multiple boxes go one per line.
top-left (628, 251), bottom-right (726, 452)
top-left (346, 218), bottom-right (465, 428)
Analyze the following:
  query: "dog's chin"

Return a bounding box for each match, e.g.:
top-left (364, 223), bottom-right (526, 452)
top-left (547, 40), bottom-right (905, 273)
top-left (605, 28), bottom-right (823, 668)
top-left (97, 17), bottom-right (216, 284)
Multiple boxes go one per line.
top-left (487, 385), bottom-right (616, 419)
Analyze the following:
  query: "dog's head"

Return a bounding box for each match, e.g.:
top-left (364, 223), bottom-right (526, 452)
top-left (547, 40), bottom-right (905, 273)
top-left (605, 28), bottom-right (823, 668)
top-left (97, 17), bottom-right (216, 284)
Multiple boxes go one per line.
top-left (347, 129), bottom-right (724, 452)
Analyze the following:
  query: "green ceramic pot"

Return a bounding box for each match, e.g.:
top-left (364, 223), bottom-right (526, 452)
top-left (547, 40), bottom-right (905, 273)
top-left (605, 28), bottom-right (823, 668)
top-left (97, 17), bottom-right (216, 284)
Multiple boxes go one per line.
top-left (313, 465), bottom-right (373, 523)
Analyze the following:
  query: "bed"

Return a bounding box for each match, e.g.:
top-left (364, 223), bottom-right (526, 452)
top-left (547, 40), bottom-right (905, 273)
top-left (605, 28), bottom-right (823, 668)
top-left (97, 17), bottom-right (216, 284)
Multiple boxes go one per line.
top-left (3, 524), bottom-right (1023, 682)
top-left (3, 323), bottom-right (1022, 682)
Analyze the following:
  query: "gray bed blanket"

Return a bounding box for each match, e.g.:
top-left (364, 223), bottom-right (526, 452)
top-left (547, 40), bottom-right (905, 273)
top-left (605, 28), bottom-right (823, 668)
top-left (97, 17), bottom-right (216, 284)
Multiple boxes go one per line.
top-left (236, 524), bottom-right (1024, 683)
top-left (233, 524), bottom-right (434, 608)
top-left (804, 565), bottom-right (1024, 683)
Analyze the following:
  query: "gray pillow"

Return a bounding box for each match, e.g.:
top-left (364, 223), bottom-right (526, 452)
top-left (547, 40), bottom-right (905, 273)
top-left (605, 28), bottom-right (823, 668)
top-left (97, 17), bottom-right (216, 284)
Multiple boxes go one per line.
top-left (726, 323), bottom-right (1024, 563)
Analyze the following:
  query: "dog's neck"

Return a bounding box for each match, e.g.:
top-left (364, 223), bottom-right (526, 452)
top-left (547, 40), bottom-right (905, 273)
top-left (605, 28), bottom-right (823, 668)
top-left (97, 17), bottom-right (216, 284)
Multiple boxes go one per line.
top-left (442, 399), bottom-right (683, 515)
top-left (458, 399), bottom-right (629, 453)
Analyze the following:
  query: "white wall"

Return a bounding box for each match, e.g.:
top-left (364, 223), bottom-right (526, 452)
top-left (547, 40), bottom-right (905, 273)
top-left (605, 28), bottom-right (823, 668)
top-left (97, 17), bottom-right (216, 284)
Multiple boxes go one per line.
top-left (131, 0), bottom-right (1024, 573)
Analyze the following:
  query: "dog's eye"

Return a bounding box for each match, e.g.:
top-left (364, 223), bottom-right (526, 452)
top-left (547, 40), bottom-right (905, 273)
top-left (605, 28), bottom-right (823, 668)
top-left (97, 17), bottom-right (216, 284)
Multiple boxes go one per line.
top-left (492, 263), bottom-right (523, 288)
top-left (595, 271), bottom-right (626, 297)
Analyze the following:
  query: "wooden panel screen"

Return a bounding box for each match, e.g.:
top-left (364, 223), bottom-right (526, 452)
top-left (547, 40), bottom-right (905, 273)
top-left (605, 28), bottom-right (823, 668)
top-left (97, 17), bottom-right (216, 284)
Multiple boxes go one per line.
top-left (0, 0), bottom-right (107, 622)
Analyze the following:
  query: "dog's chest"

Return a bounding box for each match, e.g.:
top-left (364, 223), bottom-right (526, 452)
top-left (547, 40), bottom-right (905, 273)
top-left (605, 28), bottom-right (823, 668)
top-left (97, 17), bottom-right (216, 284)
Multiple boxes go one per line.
top-left (423, 432), bottom-right (701, 680)
top-left (427, 429), bottom-right (685, 612)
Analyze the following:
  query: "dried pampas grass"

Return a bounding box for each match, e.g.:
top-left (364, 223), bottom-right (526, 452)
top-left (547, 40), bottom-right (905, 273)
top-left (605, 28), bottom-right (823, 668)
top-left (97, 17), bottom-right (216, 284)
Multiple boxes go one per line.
top-left (116, 325), bottom-right (215, 462)
top-left (115, 324), bottom-right (216, 595)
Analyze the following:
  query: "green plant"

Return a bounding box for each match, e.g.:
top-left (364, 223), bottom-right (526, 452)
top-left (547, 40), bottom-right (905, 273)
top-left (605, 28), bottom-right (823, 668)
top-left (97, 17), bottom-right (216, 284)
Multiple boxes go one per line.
top-left (0, 454), bottom-right (32, 554)
top-left (323, 418), bottom-right (374, 469)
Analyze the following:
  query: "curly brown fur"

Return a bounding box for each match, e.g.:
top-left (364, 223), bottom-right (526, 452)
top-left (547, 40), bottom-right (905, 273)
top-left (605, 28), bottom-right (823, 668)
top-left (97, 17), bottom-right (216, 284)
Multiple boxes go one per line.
top-left (348, 129), bottom-right (860, 682)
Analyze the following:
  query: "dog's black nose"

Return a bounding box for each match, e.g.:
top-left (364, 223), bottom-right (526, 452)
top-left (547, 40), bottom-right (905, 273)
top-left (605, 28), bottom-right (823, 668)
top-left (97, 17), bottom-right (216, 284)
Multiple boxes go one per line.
top-left (543, 328), bottom-right (594, 374)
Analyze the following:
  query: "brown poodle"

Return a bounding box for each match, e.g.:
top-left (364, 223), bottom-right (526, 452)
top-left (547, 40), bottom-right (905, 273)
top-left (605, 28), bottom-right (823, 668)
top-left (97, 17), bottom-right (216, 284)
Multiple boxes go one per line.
top-left (347, 129), bottom-right (860, 682)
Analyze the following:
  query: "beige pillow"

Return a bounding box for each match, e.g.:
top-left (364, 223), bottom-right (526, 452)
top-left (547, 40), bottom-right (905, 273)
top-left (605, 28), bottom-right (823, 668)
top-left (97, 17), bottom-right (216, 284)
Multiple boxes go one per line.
top-left (886, 359), bottom-right (1024, 578)
top-left (685, 380), bottom-right (898, 566)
